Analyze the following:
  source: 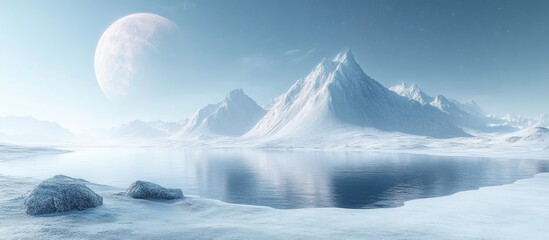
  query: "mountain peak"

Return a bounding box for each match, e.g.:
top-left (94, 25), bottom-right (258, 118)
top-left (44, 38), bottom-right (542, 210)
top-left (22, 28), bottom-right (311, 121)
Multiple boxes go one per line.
top-left (534, 126), bottom-right (549, 133)
top-left (226, 88), bottom-right (246, 100)
top-left (228, 88), bottom-right (244, 96)
top-left (431, 94), bottom-right (453, 113)
top-left (397, 82), bottom-right (409, 88)
top-left (223, 88), bottom-right (257, 105)
top-left (333, 49), bottom-right (357, 65)
top-left (392, 82), bottom-right (422, 92)
top-left (434, 94), bottom-right (448, 102)
top-left (390, 82), bottom-right (433, 105)
top-left (172, 88), bottom-right (266, 138)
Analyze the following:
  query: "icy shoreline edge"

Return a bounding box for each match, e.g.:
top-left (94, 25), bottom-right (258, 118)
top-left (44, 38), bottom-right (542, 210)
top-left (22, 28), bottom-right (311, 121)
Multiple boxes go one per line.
top-left (1, 172), bottom-right (548, 239)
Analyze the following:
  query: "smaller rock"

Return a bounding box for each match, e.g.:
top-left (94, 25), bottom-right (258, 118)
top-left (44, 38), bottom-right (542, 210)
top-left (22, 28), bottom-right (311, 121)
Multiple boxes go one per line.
top-left (24, 175), bottom-right (103, 215)
top-left (126, 181), bottom-right (184, 200)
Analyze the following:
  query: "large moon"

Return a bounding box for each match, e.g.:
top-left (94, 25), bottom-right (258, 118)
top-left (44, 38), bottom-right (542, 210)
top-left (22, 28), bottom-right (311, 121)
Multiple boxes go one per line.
top-left (94, 13), bottom-right (181, 101)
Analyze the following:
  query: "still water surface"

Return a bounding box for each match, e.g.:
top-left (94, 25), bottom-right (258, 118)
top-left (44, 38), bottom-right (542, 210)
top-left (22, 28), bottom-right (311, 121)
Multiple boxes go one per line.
top-left (1, 148), bottom-right (547, 209)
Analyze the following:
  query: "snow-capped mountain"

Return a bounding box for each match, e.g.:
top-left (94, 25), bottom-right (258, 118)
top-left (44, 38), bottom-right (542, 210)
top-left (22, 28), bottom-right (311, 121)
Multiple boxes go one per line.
top-left (0, 116), bottom-right (74, 144)
top-left (429, 94), bottom-right (489, 130)
top-left (390, 82), bottom-right (486, 117)
top-left (430, 94), bottom-right (455, 113)
top-left (172, 89), bottom-right (266, 138)
top-left (390, 82), bottom-right (513, 133)
top-left (390, 83), bottom-right (475, 116)
top-left (246, 50), bottom-right (468, 139)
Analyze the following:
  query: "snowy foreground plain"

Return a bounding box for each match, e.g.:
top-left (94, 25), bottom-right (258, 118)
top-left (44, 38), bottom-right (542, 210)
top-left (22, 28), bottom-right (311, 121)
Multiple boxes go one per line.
top-left (1, 171), bottom-right (548, 239)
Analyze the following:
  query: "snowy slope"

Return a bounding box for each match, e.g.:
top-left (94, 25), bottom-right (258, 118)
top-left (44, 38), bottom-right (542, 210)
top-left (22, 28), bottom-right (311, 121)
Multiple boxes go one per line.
top-left (262, 97), bottom-right (280, 111)
top-left (504, 126), bottom-right (549, 144)
top-left (172, 89), bottom-right (266, 138)
top-left (431, 94), bottom-right (455, 113)
top-left (247, 50), bottom-right (468, 139)
top-left (0, 116), bottom-right (74, 144)
top-left (450, 100), bottom-right (486, 118)
top-left (535, 114), bottom-right (549, 127)
top-left (430, 94), bottom-right (490, 130)
top-left (389, 83), bottom-right (433, 105)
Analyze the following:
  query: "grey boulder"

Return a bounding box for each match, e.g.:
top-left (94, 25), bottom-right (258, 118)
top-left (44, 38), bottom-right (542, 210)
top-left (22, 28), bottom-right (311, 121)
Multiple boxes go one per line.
top-left (24, 175), bottom-right (103, 215)
top-left (126, 181), bottom-right (183, 200)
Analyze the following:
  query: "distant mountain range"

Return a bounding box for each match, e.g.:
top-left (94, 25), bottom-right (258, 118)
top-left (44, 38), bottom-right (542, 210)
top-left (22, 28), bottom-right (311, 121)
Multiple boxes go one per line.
top-left (0, 116), bottom-right (74, 144)
top-left (389, 82), bottom-right (514, 133)
top-left (502, 113), bottom-right (549, 129)
top-left (389, 83), bottom-right (485, 117)
top-left (2, 50), bottom-right (547, 145)
top-left (111, 120), bottom-right (186, 139)
top-left (171, 50), bottom-right (531, 140)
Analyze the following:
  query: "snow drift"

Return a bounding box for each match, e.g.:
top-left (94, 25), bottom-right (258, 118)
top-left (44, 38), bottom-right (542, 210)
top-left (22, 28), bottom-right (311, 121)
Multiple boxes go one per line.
top-left (505, 126), bottom-right (549, 143)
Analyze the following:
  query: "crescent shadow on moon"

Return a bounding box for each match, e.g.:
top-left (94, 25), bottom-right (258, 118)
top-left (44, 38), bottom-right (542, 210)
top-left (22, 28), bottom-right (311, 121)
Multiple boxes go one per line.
top-left (94, 13), bottom-right (178, 101)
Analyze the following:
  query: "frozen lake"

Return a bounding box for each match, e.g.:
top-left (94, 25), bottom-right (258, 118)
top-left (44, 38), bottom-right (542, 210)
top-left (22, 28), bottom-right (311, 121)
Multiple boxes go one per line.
top-left (1, 148), bottom-right (548, 209)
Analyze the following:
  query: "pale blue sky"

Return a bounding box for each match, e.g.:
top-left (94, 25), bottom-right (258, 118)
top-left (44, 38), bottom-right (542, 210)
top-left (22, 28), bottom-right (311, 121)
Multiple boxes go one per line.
top-left (0, 0), bottom-right (548, 131)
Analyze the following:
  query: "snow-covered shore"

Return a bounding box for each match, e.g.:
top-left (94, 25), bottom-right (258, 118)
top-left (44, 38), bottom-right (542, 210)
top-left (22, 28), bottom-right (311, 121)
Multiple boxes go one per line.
top-left (145, 126), bottom-right (549, 161)
top-left (0, 144), bottom-right (69, 161)
top-left (1, 172), bottom-right (548, 239)
top-left (0, 137), bottom-right (548, 239)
